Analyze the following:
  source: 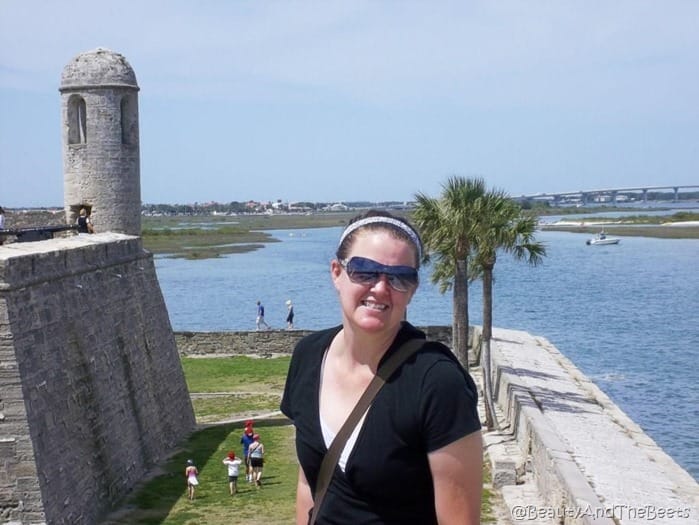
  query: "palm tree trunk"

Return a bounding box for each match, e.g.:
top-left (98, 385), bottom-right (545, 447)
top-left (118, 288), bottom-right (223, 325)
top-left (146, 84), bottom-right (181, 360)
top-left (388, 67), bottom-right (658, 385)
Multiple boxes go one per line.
top-left (482, 266), bottom-right (497, 430)
top-left (482, 338), bottom-right (497, 430)
top-left (453, 258), bottom-right (469, 368)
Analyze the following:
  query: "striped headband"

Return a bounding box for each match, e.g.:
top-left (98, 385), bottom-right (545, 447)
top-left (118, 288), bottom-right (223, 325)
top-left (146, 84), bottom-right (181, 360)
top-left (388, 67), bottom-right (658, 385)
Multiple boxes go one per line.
top-left (338, 217), bottom-right (423, 260)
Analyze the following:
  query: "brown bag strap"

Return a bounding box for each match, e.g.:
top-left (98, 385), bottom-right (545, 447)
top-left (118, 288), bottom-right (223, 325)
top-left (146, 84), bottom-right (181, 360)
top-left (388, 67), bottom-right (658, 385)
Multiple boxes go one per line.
top-left (309, 338), bottom-right (425, 525)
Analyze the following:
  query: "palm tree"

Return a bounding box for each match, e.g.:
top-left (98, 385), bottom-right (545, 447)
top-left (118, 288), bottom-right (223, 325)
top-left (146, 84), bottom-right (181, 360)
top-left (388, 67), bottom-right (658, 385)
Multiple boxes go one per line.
top-left (471, 191), bottom-right (546, 428)
top-left (413, 176), bottom-right (486, 366)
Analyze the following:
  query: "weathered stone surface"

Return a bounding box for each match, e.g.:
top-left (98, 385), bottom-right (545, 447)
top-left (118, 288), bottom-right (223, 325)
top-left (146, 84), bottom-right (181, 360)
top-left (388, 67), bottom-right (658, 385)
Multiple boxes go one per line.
top-left (485, 327), bottom-right (699, 525)
top-left (174, 325), bottom-right (465, 358)
top-left (60, 48), bottom-right (141, 236)
top-left (0, 235), bottom-right (195, 524)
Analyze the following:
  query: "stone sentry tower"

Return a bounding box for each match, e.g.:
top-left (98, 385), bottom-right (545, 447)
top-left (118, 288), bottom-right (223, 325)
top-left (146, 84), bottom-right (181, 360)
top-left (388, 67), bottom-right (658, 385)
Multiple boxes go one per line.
top-left (60, 48), bottom-right (141, 235)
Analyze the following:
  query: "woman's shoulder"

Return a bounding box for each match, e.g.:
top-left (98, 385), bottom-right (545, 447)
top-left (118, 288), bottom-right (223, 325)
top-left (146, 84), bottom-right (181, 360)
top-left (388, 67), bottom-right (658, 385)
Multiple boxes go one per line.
top-left (393, 323), bottom-right (455, 362)
top-left (394, 324), bottom-right (474, 386)
top-left (295, 325), bottom-right (342, 350)
top-left (290, 325), bottom-right (342, 363)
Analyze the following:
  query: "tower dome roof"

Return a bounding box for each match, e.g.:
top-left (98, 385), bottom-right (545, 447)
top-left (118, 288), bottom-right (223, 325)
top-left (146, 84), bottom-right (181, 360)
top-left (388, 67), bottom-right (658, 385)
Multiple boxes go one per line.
top-left (60, 48), bottom-right (138, 90)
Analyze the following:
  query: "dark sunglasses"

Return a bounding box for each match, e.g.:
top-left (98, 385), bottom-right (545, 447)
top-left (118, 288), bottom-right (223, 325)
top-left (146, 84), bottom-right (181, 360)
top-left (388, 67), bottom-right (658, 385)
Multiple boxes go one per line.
top-left (339, 256), bottom-right (419, 292)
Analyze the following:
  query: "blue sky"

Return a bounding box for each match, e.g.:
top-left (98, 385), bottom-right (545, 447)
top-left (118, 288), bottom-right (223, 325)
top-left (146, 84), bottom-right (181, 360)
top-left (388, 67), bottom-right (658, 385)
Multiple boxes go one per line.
top-left (1, 1), bottom-right (698, 207)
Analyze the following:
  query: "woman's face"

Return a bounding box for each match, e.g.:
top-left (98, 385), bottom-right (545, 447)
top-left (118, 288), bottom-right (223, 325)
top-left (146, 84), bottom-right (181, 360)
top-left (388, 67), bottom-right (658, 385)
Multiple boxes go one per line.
top-left (332, 229), bottom-right (418, 335)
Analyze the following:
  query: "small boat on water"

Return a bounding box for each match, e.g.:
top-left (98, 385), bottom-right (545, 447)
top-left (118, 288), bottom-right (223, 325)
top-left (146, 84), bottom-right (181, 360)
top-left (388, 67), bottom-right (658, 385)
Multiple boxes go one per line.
top-left (586, 231), bottom-right (620, 245)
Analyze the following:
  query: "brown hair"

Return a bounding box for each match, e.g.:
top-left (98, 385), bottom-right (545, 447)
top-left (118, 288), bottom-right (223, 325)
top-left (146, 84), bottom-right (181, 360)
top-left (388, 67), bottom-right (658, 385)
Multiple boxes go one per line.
top-left (335, 209), bottom-right (422, 268)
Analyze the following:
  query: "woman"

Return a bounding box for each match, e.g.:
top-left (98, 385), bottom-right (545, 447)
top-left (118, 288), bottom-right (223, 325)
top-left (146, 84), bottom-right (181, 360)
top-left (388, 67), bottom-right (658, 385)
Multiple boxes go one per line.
top-left (185, 459), bottom-right (199, 501)
top-left (248, 434), bottom-right (265, 487)
top-left (281, 210), bottom-right (482, 524)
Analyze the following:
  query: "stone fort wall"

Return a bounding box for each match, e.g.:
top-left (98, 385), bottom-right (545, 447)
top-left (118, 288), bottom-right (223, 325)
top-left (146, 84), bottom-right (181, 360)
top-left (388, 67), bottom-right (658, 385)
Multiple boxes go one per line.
top-left (174, 325), bottom-right (465, 356)
top-left (0, 234), bottom-right (195, 525)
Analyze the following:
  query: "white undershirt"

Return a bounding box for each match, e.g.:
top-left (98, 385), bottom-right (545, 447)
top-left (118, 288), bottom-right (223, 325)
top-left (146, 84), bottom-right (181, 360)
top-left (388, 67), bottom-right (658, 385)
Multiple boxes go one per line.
top-left (319, 348), bottom-right (370, 472)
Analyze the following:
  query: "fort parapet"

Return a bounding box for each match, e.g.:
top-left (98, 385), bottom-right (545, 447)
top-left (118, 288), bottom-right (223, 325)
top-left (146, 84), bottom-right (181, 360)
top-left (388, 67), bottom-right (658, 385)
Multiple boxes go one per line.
top-left (0, 234), bottom-right (195, 524)
top-left (174, 325), bottom-right (469, 358)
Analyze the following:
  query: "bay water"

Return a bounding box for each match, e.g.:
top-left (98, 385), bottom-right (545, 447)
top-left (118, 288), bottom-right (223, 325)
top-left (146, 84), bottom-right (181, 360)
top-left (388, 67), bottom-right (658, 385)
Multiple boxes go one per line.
top-left (155, 226), bottom-right (699, 480)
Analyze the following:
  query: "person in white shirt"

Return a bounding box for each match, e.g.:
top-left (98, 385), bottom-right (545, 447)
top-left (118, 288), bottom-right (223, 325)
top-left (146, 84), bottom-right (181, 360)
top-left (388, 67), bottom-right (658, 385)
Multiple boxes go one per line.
top-left (222, 451), bottom-right (243, 495)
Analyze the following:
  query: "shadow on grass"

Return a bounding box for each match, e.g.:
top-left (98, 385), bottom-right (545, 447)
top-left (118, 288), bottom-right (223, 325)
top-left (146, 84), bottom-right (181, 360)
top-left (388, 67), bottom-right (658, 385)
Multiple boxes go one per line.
top-left (109, 422), bottom-right (244, 524)
top-left (107, 418), bottom-right (297, 525)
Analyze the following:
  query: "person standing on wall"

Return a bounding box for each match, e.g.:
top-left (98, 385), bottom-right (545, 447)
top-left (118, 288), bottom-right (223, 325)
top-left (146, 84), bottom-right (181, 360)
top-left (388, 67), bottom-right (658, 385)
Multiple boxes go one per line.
top-left (76, 207), bottom-right (94, 234)
top-left (256, 301), bottom-right (270, 330)
top-left (286, 299), bottom-right (295, 329)
top-left (0, 206), bottom-right (5, 245)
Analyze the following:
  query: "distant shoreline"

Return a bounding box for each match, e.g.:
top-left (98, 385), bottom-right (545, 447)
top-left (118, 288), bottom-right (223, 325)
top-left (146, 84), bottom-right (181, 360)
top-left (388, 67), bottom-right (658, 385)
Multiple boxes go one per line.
top-left (540, 222), bottom-right (699, 239)
top-left (5, 209), bottom-right (699, 254)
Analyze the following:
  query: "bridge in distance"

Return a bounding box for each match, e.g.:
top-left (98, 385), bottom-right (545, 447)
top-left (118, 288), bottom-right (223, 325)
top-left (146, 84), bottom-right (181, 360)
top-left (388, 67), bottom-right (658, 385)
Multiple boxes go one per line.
top-left (517, 184), bottom-right (699, 205)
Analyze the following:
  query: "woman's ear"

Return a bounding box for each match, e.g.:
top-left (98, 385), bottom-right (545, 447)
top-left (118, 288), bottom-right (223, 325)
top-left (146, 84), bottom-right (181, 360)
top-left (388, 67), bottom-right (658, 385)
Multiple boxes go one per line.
top-left (330, 259), bottom-right (343, 291)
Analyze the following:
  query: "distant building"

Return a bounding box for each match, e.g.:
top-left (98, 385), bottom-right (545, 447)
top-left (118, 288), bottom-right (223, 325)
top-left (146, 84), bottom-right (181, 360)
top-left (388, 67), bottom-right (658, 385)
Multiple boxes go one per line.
top-left (326, 202), bottom-right (349, 211)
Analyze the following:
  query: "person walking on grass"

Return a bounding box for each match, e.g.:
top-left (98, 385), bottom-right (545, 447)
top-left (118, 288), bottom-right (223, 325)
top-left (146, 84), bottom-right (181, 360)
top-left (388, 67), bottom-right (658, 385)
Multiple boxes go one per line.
top-left (223, 451), bottom-right (243, 495)
top-left (241, 420), bottom-right (255, 482)
top-left (248, 433), bottom-right (265, 487)
top-left (185, 459), bottom-right (199, 501)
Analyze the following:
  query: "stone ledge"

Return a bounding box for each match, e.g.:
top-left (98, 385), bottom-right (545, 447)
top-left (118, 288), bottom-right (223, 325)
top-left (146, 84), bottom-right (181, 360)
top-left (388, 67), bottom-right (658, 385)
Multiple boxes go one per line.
top-left (487, 327), bottom-right (699, 525)
top-left (0, 233), bottom-right (144, 290)
top-left (490, 330), bottom-right (618, 525)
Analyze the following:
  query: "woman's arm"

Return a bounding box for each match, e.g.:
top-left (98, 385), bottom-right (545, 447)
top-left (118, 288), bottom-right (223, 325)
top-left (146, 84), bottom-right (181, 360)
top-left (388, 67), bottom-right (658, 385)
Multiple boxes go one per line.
top-left (428, 431), bottom-right (483, 525)
top-left (295, 467), bottom-right (313, 525)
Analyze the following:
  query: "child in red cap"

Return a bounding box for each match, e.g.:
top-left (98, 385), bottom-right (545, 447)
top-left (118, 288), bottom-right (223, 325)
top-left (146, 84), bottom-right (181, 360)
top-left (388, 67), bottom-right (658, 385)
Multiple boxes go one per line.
top-left (222, 451), bottom-right (243, 495)
top-left (240, 420), bottom-right (255, 482)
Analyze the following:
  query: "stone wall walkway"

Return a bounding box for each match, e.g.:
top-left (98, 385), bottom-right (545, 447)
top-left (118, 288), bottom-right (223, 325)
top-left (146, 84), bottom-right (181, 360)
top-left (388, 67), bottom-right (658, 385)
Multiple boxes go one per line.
top-left (485, 327), bottom-right (699, 525)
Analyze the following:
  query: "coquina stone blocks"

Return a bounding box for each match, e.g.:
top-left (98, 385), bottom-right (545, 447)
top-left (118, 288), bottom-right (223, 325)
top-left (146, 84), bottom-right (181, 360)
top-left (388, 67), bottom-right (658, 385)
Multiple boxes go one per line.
top-left (0, 234), bottom-right (195, 524)
top-left (60, 48), bottom-right (141, 236)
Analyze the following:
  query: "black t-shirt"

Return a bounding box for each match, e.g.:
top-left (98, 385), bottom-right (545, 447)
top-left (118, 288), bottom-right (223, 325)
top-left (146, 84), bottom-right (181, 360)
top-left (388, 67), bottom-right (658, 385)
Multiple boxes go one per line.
top-left (280, 322), bottom-right (481, 525)
top-left (77, 215), bottom-right (90, 233)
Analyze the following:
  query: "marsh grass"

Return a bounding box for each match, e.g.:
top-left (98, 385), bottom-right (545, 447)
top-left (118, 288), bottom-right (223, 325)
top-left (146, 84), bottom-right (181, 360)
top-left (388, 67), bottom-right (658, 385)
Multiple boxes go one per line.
top-left (541, 211), bottom-right (699, 239)
top-left (106, 356), bottom-right (497, 524)
top-left (142, 227), bottom-right (274, 259)
top-left (142, 209), bottom-right (699, 260)
top-left (542, 223), bottom-right (699, 239)
top-left (141, 212), bottom-right (363, 259)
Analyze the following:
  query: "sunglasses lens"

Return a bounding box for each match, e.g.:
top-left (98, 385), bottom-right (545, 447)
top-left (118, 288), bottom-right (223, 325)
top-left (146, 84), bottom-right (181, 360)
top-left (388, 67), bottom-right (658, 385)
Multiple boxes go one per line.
top-left (388, 274), bottom-right (417, 292)
top-left (348, 271), bottom-right (378, 286)
top-left (344, 257), bottom-right (418, 292)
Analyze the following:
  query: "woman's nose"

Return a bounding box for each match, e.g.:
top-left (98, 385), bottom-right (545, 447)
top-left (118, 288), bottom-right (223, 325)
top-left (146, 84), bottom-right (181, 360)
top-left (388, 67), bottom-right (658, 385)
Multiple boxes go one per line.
top-left (370, 274), bottom-right (391, 292)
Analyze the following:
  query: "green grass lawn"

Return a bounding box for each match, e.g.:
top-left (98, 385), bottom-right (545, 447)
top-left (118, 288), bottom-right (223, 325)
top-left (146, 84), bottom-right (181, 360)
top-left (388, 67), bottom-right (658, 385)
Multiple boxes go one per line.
top-left (105, 356), bottom-right (497, 524)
